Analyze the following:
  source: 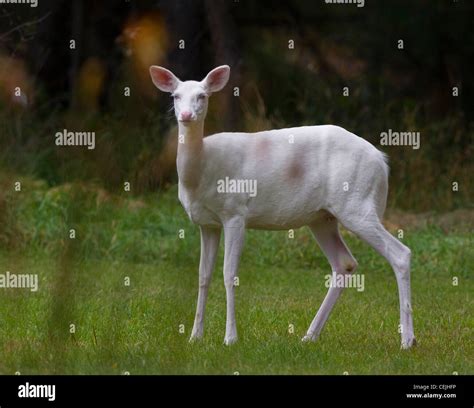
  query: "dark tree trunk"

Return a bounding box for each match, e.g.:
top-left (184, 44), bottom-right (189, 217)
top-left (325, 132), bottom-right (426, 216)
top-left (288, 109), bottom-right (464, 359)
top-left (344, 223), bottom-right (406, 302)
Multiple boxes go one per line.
top-left (159, 0), bottom-right (205, 80)
top-left (204, 0), bottom-right (242, 129)
top-left (69, 0), bottom-right (83, 108)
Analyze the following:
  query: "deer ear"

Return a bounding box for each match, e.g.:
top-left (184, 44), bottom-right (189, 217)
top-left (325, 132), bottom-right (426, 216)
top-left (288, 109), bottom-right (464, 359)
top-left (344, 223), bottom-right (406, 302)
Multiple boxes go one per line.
top-left (202, 65), bottom-right (230, 93)
top-left (149, 66), bottom-right (180, 93)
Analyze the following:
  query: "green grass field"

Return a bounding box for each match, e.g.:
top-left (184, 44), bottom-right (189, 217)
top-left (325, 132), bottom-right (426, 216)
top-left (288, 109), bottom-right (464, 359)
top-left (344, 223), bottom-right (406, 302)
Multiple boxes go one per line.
top-left (0, 181), bottom-right (472, 374)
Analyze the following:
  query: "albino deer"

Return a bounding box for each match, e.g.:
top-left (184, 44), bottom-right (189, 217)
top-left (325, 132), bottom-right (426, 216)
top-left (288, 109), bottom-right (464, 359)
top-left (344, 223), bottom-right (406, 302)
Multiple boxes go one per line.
top-left (149, 65), bottom-right (416, 349)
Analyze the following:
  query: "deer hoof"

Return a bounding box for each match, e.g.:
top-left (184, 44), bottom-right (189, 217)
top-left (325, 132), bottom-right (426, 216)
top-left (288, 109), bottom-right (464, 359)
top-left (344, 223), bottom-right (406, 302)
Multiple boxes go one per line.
top-left (401, 336), bottom-right (417, 349)
top-left (189, 330), bottom-right (204, 343)
top-left (224, 336), bottom-right (238, 346)
top-left (301, 334), bottom-right (317, 343)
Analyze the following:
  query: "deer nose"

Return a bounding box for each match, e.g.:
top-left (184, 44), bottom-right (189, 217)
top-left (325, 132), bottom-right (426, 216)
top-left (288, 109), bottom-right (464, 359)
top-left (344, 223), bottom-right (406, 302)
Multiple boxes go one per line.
top-left (180, 111), bottom-right (193, 121)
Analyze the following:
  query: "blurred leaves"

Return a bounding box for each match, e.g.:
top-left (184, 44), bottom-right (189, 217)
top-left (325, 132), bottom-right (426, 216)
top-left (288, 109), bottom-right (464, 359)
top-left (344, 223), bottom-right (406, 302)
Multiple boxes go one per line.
top-left (0, 0), bottom-right (472, 211)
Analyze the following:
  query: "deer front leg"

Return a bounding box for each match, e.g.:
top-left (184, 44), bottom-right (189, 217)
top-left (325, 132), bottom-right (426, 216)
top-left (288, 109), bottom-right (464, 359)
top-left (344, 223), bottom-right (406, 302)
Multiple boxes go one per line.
top-left (222, 217), bottom-right (246, 345)
top-left (189, 226), bottom-right (221, 342)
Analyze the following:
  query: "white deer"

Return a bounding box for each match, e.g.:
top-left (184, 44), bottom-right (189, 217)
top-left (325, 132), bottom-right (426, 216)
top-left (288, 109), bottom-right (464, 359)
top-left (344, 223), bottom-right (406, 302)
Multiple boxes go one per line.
top-left (149, 65), bottom-right (416, 349)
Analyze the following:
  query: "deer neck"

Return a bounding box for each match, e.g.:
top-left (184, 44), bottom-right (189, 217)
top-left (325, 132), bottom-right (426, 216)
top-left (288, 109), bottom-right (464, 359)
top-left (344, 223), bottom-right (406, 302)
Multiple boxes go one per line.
top-left (177, 120), bottom-right (204, 189)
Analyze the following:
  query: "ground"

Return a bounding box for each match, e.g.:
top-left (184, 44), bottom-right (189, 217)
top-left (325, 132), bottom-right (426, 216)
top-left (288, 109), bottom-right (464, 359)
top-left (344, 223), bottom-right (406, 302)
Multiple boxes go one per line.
top-left (0, 184), bottom-right (472, 374)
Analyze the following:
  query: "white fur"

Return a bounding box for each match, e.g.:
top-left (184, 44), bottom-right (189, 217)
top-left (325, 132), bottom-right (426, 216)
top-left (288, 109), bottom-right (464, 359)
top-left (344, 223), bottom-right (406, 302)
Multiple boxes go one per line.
top-left (149, 65), bottom-right (416, 348)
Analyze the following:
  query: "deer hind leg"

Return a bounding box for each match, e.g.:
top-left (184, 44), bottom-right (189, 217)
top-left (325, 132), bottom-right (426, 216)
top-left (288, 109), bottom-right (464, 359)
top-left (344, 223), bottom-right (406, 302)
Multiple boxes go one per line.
top-left (303, 214), bottom-right (358, 342)
top-left (337, 207), bottom-right (416, 349)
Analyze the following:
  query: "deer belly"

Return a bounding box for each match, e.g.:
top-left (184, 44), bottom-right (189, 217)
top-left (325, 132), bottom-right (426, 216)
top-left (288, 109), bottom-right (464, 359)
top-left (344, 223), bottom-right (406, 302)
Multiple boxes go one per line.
top-left (245, 213), bottom-right (320, 230)
top-left (245, 203), bottom-right (324, 230)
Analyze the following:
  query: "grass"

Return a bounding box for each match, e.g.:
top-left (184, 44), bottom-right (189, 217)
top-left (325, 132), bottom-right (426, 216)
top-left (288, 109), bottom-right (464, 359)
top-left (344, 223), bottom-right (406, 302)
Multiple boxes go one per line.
top-left (0, 180), bottom-right (472, 374)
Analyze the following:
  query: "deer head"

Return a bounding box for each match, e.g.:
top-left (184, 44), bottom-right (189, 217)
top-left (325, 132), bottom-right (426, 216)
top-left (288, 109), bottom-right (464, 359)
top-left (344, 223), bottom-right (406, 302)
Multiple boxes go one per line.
top-left (149, 65), bottom-right (230, 125)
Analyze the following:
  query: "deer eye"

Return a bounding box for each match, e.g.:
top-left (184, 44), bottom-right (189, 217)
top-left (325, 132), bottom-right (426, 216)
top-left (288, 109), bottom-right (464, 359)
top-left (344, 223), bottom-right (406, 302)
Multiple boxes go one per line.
top-left (172, 94), bottom-right (181, 100)
top-left (197, 93), bottom-right (206, 100)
